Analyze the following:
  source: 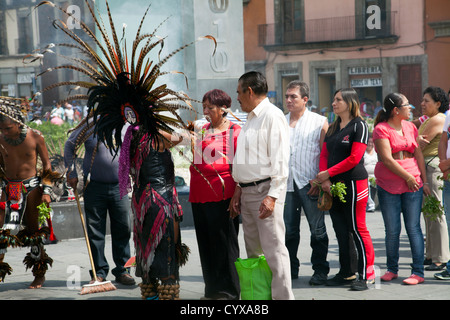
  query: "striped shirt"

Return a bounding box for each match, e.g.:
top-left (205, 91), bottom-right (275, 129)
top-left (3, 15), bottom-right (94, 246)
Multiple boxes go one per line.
top-left (286, 110), bottom-right (327, 192)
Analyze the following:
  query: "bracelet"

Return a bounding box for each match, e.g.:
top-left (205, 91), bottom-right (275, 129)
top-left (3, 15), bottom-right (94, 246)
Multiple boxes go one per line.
top-left (42, 184), bottom-right (52, 195)
top-left (424, 182), bottom-right (429, 185)
top-left (406, 177), bottom-right (415, 183)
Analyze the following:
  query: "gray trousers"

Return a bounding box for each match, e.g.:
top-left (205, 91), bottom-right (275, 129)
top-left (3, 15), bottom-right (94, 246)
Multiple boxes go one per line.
top-left (240, 180), bottom-right (294, 300)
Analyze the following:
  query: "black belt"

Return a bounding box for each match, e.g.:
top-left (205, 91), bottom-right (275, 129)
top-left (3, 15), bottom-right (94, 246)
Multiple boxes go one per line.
top-left (239, 177), bottom-right (271, 188)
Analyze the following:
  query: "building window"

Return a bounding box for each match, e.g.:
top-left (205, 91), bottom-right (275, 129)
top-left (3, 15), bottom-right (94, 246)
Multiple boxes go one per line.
top-left (0, 14), bottom-right (7, 55)
top-left (17, 13), bottom-right (33, 54)
top-left (282, 0), bottom-right (303, 43)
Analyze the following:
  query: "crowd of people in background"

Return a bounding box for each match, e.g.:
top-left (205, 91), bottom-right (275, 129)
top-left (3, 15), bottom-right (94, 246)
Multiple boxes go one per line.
top-left (25, 100), bottom-right (88, 127)
top-left (184, 72), bottom-right (450, 298)
top-left (317, 96), bottom-right (411, 124)
top-left (12, 72), bottom-right (450, 298)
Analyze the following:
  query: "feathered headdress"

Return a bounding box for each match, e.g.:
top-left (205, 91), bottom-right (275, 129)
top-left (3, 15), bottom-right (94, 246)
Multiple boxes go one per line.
top-left (31, 0), bottom-right (216, 156)
top-left (0, 96), bottom-right (30, 128)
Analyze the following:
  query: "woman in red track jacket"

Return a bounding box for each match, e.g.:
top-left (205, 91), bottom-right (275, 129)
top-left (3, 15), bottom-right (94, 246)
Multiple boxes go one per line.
top-left (316, 88), bottom-right (375, 291)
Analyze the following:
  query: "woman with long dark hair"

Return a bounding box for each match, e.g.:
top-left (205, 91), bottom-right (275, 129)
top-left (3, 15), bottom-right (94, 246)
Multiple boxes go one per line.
top-left (317, 88), bottom-right (375, 291)
top-left (373, 92), bottom-right (430, 285)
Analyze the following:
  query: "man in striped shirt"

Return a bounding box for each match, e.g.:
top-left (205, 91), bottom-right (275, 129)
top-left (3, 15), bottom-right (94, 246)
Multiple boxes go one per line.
top-left (283, 81), bottom-right (330, 285)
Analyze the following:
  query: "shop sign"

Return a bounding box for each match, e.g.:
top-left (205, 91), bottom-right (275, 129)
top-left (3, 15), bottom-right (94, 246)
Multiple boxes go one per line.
top-left (351, 78), bottom-right (382, 87)
top-left (348, 66), bottom-right (381, 75)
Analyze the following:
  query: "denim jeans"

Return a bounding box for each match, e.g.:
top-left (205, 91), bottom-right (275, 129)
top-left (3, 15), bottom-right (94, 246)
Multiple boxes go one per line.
top-left (377, 186), bottom-right (424, 277)
top-left (283, 182), bottom-right (329, 277)
top-left (443, 180), bottom-right (450, 269)
top-left (83, 180), bottom-right (132, 279)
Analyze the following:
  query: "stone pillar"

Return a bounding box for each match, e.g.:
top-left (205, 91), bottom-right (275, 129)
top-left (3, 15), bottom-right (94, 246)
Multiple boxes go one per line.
top-left (182, 0), bottom-right (245, 120)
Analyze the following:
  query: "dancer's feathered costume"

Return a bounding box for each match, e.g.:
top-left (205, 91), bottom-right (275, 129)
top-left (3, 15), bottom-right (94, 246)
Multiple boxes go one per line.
top-left (0, 96), bottom-right (61, 283)
top-left (32, 0), bottom-right (216, 299)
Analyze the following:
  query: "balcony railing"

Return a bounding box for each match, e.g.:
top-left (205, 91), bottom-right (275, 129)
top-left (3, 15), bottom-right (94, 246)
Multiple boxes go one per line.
top-left (259, 11), bottom-right (398, 47)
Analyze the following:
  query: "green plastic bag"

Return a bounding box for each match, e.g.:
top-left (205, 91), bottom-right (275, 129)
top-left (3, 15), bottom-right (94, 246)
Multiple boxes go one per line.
top-left (235, 256), bottom-right (272, 300)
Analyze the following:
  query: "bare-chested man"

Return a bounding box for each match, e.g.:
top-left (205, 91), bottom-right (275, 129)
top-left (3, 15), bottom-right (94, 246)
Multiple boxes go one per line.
top-left (0, 114), bottom-right (55, 289)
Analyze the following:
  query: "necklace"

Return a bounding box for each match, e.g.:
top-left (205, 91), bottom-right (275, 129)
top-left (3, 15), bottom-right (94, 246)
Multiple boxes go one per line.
top-left (387, 121), bottom-right (403, 136)
top-left (211, 119), bottom-right (228, 133)
top-left (3, 127), bottom-right (28, 146)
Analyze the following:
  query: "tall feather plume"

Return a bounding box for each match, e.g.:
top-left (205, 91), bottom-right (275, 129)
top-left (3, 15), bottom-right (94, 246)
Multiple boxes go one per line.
top-left (32, 0), bottom-right (216, 157)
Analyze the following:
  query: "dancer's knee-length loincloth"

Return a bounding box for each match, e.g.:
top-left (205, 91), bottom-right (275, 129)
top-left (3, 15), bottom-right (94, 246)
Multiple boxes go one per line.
top-left (1, 176), bottom-right (41, 231)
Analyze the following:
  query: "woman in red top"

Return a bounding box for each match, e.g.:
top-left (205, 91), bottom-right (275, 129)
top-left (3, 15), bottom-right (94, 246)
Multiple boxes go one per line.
top-left (189, 89), bottom-right (241, 300)
top-left (317, 88), bottom-right (375, 291)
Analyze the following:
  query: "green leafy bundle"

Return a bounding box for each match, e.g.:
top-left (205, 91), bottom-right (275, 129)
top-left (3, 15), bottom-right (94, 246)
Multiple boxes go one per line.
top-left (330, 182), bottom-right (347, 203)
top-left (422, 195), bottom-right (444, 222)
top-left (314, 181), bottom-right (347, 203)
top-left (37, 203), bottom-right (52, 227)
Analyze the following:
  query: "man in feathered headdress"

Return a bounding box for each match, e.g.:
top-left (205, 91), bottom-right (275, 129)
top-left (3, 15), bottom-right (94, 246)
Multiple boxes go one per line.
top-left (32, 0), bottom-right (216, 298)
top-left (0, 100), bottom-right (60, 289)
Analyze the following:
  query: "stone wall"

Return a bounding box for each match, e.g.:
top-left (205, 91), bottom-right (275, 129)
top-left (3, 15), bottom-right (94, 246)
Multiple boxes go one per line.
top-left (50, 194), bottom-right (194, 241)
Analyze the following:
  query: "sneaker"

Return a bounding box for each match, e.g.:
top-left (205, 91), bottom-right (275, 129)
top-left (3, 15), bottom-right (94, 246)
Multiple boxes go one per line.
top-left (350, 279), bottom-right (369, 291)
top-left (325, 274), bottom-right (356, 286)
top-left (402, 274), bottom-right (424, 285)
top-left (309, 271), bottom-right (327, 286)
top-left (380, 271), bottom-right (398, 282)
top-left (434, 269), bottom-right (450, 280)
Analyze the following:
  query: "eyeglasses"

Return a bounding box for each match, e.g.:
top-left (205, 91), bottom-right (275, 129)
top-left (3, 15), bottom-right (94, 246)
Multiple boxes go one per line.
top-left (401, 103), bottom-right (410, 107)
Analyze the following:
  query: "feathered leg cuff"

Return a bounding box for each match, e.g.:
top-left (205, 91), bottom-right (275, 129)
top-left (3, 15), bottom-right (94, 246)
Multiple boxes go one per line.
top-left (23, 244), bottom-right (53, 278)
top-left (0, 262), bottom-right (12, 282)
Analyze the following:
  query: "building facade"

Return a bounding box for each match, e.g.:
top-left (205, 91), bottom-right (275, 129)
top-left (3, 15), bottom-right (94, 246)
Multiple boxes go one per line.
top-left (94, 0), bottom-right (245, 119)
top-left (425, 0), bottom-right (450, 91)
top-left (246, 0), bottom-right (449, 117)
top-left (0, 0), bottom-right (41, 100)
top-left (0, 0), bottom-right (95, 107)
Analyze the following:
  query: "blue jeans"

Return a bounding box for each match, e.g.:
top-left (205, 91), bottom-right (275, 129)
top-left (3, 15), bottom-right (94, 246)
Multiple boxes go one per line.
top-left (83, 180), bottom-right (132, 279)
top-left (283, 183), bottom-right (329, 277)
top-left (377, 186), bottom-right (424, 277)
top-left (443, 180), bottom-right (450, 269)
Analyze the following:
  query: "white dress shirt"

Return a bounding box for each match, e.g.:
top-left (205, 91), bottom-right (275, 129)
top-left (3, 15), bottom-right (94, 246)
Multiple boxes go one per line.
top-left (444, 113), bottom-right (450, 159)
top-left (286, 110), bottom-right (327, 192)
top-left (232, 98), bottom-right (290, 199)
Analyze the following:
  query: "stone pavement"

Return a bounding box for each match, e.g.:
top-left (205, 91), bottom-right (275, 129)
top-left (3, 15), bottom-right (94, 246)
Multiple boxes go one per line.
top-left (0, 209), bottom-right (449, 301)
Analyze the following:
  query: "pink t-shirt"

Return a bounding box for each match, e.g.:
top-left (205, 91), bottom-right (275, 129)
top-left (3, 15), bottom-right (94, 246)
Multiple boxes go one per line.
top-left (373, 121), bottom-right (422, 194)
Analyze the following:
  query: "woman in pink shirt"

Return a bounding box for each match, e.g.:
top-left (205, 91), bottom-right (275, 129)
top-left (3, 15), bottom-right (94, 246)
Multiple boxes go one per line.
top-left (373, 92), bottom-right (430, 285)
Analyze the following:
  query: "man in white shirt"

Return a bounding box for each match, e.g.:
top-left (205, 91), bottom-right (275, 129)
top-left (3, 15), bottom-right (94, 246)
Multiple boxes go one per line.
top-left (64, 102), bottom-right (74, 126)
top-left (435, 110), bottom-right (450, 280)
top-left (230, 71), bottom-right (294, 300)
top-left (283, 81), bottom-right (330, 285)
